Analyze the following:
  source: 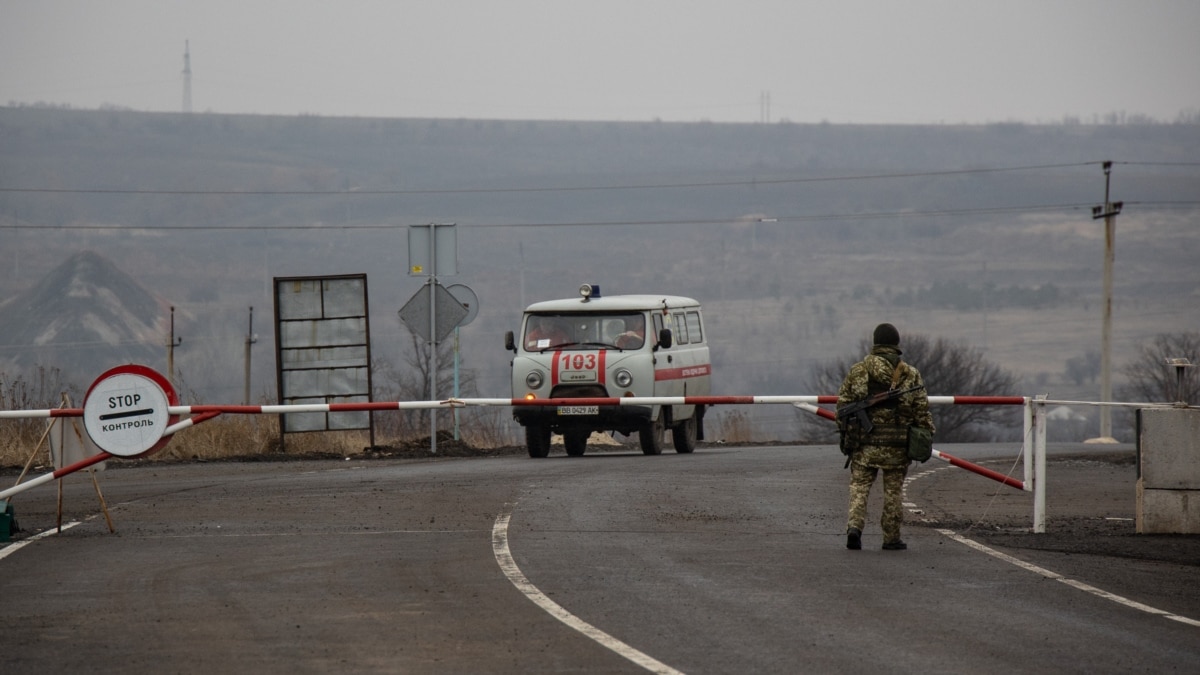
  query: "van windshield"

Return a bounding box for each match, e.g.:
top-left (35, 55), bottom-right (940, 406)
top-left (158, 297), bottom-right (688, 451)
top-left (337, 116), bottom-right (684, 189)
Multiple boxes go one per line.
top-left (522, 312), bottom-right (646, 351)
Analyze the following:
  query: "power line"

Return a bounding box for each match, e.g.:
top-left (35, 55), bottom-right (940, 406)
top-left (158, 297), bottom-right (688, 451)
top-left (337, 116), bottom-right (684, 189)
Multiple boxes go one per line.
top-left (3, 199), bottom-right (1194, 232)
top-left (1126, 200), bottom-right (1200, 207)
top-left (0, 202), bottom-right (1110, 231)
top-left (1117, 161), bottom-right (1200, 167)
top-left (0, 161), bottom-right (1109, 197)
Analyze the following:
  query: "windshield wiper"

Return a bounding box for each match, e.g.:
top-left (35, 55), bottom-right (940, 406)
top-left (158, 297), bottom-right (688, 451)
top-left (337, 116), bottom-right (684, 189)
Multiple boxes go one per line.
top-left (537, 341), bottom-right (620, 351)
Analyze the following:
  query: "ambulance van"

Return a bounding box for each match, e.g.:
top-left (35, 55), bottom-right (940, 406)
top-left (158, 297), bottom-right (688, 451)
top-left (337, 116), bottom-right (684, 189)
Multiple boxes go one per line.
top-left (504, 284), bottom-right (712, 457)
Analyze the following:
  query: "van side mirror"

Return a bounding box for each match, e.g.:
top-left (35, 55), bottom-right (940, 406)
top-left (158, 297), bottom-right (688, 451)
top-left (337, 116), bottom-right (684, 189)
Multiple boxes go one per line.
top-left (655, 328), bottom-right (672, 351)
top-left (504, 330), bottom-right (516, 353)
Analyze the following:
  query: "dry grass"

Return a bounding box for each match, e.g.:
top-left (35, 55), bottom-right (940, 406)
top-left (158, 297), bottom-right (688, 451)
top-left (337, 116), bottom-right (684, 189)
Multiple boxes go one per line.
top-left (0, 367), bottom-right (81, 470)
top-left (2, 391), bottom-right (523, 471)
top-left (152, 413), bottom-right (284, 461)
top-left (714, 409), bottom-right (754, 443)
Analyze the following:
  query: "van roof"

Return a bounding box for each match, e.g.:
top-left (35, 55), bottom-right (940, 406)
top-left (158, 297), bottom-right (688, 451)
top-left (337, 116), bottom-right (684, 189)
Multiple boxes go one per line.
top-left (525, 294), bottom-right (700, 313)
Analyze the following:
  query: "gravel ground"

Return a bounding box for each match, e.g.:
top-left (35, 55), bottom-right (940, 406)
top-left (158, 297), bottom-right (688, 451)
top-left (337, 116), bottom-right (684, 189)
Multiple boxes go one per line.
top-left (904, 449), bottom-right (1200, 567)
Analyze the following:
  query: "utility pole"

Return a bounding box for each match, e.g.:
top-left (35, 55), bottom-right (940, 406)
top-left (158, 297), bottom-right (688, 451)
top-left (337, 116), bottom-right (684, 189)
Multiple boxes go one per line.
top-left (166, 305), bottom-right (183, 385)
top-left (182, 40), bottom-right (192, 114)
top-left (244, 306), bottom-right (258, 405)
top-left (1091, 161), bottom-right (1123, 439)
top-left (982, 260), bottom-right (989, 351)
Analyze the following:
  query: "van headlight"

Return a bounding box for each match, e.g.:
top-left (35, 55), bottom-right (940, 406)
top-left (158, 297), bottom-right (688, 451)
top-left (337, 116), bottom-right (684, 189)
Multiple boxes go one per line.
top-left (525, 370), bottom-right (545, 389)
top-left (614, 368), bottom-right (633, 388)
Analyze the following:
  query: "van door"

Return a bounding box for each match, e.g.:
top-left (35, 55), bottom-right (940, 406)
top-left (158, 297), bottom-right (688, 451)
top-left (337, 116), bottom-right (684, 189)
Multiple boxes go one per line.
top-left (651, 310), bottom-right (686, 423)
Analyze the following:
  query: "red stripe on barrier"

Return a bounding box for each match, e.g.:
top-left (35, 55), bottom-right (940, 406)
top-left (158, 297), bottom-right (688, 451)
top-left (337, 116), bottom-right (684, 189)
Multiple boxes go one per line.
top-left (933, 449), bottom-right (1025, 490)
top-left (680, 396), bottom-right (753, 405)
top-left (185, 410), bottom-right (223, 426)
top-left (328, 402), bottom-right (410, 412)
top-left (52, 451), bottom-right (113, 478)
top-left (189, 404), bottom-right (265, 414)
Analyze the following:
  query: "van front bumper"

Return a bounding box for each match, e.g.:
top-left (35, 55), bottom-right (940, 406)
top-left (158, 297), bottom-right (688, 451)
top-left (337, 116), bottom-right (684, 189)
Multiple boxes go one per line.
top-left (512, 403), bottom-right (653, 433)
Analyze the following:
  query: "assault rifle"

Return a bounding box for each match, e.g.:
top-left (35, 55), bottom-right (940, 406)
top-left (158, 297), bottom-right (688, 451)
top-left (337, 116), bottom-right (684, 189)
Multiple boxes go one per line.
top-left (835, 385), bottom-right (925, 434)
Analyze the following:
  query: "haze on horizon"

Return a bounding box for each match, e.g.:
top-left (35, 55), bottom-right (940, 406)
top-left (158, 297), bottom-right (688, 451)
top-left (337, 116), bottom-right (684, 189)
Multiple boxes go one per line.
top-left (2, 1), bottom-right (1198, 125)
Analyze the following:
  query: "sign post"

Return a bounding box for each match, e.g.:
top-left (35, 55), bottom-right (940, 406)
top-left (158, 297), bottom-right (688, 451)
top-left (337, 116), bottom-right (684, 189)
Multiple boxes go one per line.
top-left (405, 223), bottom-right (458, 453)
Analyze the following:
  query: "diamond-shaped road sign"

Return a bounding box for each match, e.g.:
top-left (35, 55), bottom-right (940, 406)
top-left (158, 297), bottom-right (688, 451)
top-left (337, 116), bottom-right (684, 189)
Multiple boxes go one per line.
top-left (398, 282), bottom-right (468, 343)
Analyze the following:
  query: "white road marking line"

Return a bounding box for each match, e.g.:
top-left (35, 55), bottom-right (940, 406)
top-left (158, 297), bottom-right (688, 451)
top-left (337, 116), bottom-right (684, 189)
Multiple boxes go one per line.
top-left (936, 528), bottom-right (1200, 628)
top-left (492, 503), bottom-right (685, 675)
top-left (0, 521), bottom-right (82, 561)
top-left (911, 465), bottom-right (1200, 628)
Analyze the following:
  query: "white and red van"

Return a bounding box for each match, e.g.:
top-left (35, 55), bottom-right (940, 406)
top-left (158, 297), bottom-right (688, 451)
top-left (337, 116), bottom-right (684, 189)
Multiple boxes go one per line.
top-left (504, 284), bottom-right (712, 457)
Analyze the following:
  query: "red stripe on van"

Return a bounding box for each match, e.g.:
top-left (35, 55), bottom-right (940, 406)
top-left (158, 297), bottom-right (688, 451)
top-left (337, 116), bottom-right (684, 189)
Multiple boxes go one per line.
top-left (654, 364), bottom-right (711, 381)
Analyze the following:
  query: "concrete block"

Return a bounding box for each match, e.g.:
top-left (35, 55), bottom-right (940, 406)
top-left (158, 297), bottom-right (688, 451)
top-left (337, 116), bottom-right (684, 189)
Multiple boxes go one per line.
top-left (1138, 408), bottom-right (1200, 489)
top-left (1137, 479), bottom-right (1200, 534)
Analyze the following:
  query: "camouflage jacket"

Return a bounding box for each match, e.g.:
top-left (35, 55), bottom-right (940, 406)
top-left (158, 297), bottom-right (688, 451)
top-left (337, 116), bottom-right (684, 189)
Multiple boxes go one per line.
top-left (837, 345), bottom-right (935, 468)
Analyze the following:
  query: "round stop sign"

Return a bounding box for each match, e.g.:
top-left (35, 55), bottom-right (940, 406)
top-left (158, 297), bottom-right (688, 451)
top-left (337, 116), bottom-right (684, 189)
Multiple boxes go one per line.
top-left (83, 364), bottom-right (179, 458)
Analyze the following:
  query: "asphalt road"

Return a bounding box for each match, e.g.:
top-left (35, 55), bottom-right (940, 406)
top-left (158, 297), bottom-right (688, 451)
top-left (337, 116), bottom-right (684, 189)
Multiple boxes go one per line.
top-left (2, 444), bottom-right (1198, 674)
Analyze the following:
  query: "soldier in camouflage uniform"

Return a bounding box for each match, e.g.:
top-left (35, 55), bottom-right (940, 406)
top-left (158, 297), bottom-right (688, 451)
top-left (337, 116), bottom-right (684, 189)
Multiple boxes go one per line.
top-left (837, 323), bottom-right (935, 551)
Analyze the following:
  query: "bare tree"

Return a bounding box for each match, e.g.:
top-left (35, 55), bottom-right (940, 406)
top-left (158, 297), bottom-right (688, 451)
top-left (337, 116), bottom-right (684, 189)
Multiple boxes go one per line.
top-left (801, 334), bottom-right (1022, 443)
top-left (1118, 332), bottom-right (1200, 404)
top-left (1064, 350), bottom-right (1100, 385)
top-left (373, 332), bottom-right (478, 442)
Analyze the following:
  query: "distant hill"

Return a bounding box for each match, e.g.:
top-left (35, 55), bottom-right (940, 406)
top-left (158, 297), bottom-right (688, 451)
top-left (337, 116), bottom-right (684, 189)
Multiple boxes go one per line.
top-left (1, 107), bottom-right (1197, 440)
top-left (0, 251), bottom-right (164, 380)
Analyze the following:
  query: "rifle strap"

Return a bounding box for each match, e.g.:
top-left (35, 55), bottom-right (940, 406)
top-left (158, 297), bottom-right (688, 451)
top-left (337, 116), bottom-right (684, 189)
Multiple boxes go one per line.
top-left (889, 360), bottom-right (904, 391)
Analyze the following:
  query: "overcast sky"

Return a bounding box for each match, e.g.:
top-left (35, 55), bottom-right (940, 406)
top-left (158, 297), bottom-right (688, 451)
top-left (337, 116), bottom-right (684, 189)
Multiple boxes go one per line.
top-left (2, 1), bottom-right (1197, 125)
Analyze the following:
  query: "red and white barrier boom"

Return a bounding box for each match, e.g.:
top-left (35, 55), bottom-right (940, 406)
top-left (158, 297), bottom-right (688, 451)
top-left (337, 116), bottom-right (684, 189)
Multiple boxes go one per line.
top-left (794, 396), bottom-right (1028, 491)
top-left (794, 394), bottom-right (1039, 528)
top-left (2, 364), bottom-right (1048, 528)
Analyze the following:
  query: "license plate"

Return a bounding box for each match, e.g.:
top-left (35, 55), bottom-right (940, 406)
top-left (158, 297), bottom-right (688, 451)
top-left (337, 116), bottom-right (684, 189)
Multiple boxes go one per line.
top-left (558, 406), bottom-right (598, 416)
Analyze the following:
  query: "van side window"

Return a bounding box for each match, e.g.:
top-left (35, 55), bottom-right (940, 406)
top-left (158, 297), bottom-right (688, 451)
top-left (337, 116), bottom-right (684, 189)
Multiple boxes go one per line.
top-left (686, 311), bottom-right (703, 343)
top-left (673, 313), bottom-right (689, 344)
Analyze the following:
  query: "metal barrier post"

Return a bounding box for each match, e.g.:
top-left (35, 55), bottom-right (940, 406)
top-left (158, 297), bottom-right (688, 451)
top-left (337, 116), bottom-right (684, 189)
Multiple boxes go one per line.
top-left (1022, 397), bottom-right (1033, 489)
top-left (1032, 395), bottom-right (1048, 533)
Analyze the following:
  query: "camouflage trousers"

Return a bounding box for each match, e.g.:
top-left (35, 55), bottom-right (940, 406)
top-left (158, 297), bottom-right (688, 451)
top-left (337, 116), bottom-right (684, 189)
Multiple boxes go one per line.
top-left (847, 461), bottom-right (909, 544)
